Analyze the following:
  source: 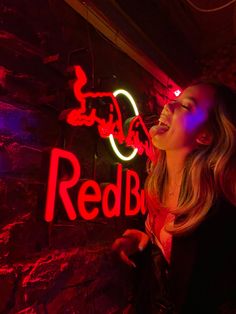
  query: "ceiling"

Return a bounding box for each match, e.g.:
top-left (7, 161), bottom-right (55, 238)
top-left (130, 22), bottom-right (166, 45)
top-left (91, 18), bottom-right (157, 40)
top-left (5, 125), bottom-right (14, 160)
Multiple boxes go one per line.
top-left (71, 0), bottom-right (236, 86)
top-left (116, 0), bottom-right (236, 54)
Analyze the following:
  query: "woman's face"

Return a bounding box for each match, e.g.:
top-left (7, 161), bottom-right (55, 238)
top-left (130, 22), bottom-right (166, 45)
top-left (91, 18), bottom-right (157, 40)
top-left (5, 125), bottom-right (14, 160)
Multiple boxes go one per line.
top-left (150, 84), bottom-right (216, 152)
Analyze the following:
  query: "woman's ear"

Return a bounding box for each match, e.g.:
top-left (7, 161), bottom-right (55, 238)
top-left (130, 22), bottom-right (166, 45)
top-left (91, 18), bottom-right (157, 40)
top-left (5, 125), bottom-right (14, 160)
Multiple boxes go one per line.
top-left (196, 131), bottom-right (213, 145)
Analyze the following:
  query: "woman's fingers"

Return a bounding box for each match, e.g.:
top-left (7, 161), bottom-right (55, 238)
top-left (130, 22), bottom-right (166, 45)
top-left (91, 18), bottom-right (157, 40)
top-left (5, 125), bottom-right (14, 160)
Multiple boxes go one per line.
top-left (138, 233), bottom-right (149, 251)
top-left (122, 229), bottom-right (136, 237)
top-left (123, 229), bottom-right (149, 251)
top-left (111, 238), bottom-right (119, 251)
top-left (111, 237), bottom-right (125, 251)
top-left (112, 229), bottom-right (149, 267)
top-left (112, 237), bottom-right (136, 268)
top-left (120, 250), bottom-right (136, 268)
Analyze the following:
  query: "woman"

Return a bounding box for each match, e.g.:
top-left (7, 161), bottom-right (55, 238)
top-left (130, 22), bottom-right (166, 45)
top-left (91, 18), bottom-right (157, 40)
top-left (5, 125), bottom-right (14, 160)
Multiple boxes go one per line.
top-left (112, 82), bottom-right (236, 313)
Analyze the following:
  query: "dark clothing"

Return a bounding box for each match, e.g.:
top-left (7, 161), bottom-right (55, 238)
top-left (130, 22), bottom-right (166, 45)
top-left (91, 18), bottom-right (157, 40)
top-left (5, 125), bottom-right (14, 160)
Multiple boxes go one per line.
top-left (133, 243), bottom-right (174, 314)
top-left (133, 197), bottom-right (236, 314)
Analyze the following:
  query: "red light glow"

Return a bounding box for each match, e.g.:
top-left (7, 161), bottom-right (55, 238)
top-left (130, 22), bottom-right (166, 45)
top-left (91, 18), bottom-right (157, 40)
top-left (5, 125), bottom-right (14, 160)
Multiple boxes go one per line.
top-left (44, 148), bottom-right (146, 222)
top-left (45, 148), bottom-right (80, 222)
top-left (125, 168), bottom-right (146, 216)
top-left (63, 66), bottom-right (154, 160)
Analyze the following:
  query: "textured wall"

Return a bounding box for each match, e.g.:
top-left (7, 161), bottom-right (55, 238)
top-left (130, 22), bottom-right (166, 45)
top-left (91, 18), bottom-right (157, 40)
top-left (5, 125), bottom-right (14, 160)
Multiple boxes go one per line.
top-left (0, 1), bottom-right (166, 313)
top-left (199, 41), bottom-right (236, 90)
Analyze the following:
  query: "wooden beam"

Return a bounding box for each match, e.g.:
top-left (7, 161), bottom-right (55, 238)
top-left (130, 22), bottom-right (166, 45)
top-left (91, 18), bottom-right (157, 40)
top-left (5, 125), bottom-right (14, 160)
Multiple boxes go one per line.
top-left (64, 0), bottom-right (180, 95)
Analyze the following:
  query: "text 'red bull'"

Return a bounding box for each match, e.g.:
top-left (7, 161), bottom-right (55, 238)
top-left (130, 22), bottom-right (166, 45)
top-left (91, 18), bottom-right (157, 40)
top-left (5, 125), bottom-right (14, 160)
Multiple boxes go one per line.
top-left (62, 66), bottom-right (154, 160)
top-left (45, 148), bottom-right (146, 222)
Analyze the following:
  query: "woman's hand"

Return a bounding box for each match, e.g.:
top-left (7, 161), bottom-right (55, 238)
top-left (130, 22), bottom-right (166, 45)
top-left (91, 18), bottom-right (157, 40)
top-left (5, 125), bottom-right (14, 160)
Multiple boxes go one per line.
top-left (112, 229), bottom-right (149, 268)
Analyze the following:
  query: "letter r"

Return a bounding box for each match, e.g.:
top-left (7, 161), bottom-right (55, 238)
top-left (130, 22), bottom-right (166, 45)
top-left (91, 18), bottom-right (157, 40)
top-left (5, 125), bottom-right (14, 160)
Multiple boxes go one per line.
top-left (45, 148), bottom-right (80, 222)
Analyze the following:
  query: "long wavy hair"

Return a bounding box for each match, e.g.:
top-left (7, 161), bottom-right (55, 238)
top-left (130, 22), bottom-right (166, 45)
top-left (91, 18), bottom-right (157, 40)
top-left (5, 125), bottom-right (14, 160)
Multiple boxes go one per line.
top-left (145, 81), bottom-right (236, 234)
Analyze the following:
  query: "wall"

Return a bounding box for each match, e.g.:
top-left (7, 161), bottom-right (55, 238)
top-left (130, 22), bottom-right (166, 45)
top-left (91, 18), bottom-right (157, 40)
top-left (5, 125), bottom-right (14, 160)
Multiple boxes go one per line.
top-left (0, 1), bottom-right (167, 313)
top-left (200, 41), bottom-right (236, 90)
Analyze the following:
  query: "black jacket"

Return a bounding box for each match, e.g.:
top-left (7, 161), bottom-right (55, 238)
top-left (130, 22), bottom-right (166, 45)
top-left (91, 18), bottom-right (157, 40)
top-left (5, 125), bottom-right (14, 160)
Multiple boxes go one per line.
top-left (133, 197), bottom-right (236, 314)
top-left (170, 197), bottom-right (236, 313)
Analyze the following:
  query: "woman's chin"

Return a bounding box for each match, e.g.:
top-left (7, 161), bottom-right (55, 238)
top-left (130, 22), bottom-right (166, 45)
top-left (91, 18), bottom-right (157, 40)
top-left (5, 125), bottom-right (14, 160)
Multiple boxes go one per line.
top-left (152, 137), bottom-right (167, 150)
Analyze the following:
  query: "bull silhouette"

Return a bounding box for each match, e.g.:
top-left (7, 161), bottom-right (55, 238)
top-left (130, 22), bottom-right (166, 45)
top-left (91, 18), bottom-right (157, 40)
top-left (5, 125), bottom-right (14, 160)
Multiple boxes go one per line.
top-left (125, 115), bottom-right (154, 160)
top-left (61, 66), bottom-right (154, 159)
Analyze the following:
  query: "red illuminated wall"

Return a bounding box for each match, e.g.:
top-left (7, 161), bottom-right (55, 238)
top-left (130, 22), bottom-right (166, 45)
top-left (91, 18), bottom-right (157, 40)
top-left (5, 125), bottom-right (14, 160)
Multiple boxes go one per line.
top-left (0, 1), bottom-right (164, 313)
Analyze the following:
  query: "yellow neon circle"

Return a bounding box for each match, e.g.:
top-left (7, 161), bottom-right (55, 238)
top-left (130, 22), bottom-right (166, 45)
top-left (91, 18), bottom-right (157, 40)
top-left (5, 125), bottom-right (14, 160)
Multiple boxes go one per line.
top-left (109, 89), bottom-right (139, 161)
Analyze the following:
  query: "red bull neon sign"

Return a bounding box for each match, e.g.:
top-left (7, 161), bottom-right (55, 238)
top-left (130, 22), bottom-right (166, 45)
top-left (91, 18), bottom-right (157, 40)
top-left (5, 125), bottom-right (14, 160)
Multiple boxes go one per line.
top-left (45, 148), bottom-right (146, 222)
top-left (109, 89), bottom-right (139, 161)
top-left (45, 66), bottom-right (152, 222)
top-left (62, 66), bottom-right (154, 161)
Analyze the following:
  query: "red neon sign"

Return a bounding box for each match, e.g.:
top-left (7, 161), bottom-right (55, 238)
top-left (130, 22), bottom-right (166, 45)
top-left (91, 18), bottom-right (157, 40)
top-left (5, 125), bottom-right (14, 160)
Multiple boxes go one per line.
top-left (45, 148), bottom-right (146, 222)
top-left (61, 66), bottom-right (154, 160)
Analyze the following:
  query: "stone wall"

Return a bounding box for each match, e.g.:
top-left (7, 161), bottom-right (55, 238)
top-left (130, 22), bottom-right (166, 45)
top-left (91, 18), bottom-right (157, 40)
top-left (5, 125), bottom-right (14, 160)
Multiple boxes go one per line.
top-left (0, 1), bottom-right (166, 313)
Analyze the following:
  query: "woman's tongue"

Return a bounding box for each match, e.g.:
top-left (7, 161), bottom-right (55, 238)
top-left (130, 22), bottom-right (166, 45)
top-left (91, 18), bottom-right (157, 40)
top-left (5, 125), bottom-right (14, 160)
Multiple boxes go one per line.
top-left (149, 123), bottom-right (170, 137)
top-left (156, 122), bottom-right (169, 134)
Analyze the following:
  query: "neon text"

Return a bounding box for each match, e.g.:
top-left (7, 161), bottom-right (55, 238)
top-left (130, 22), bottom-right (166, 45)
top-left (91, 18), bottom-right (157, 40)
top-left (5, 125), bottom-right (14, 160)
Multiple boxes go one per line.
top-left (45, 148), bottom-right (146, 222)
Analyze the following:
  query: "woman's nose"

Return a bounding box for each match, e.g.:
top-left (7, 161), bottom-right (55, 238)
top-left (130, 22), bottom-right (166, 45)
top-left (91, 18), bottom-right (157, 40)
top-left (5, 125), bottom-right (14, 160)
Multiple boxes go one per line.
top-left (163, 101), bottom-right (175, 113)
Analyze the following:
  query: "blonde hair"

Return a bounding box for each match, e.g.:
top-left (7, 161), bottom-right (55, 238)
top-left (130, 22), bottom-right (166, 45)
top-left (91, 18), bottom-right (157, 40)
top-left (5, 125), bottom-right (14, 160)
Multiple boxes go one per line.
top-left (145, 82), bottom-right (236, 234)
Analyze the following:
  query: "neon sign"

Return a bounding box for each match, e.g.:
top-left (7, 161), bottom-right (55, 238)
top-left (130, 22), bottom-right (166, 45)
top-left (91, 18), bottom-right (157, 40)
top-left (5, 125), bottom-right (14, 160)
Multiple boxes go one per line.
top-left (44, 66), bottom-right (152, 222)
top-left (45, 148), bottom-right (146, 222)
top-left (109, 89), bottom-right (138, 161)
top-left (62, 66), bottom-right (154, 161)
